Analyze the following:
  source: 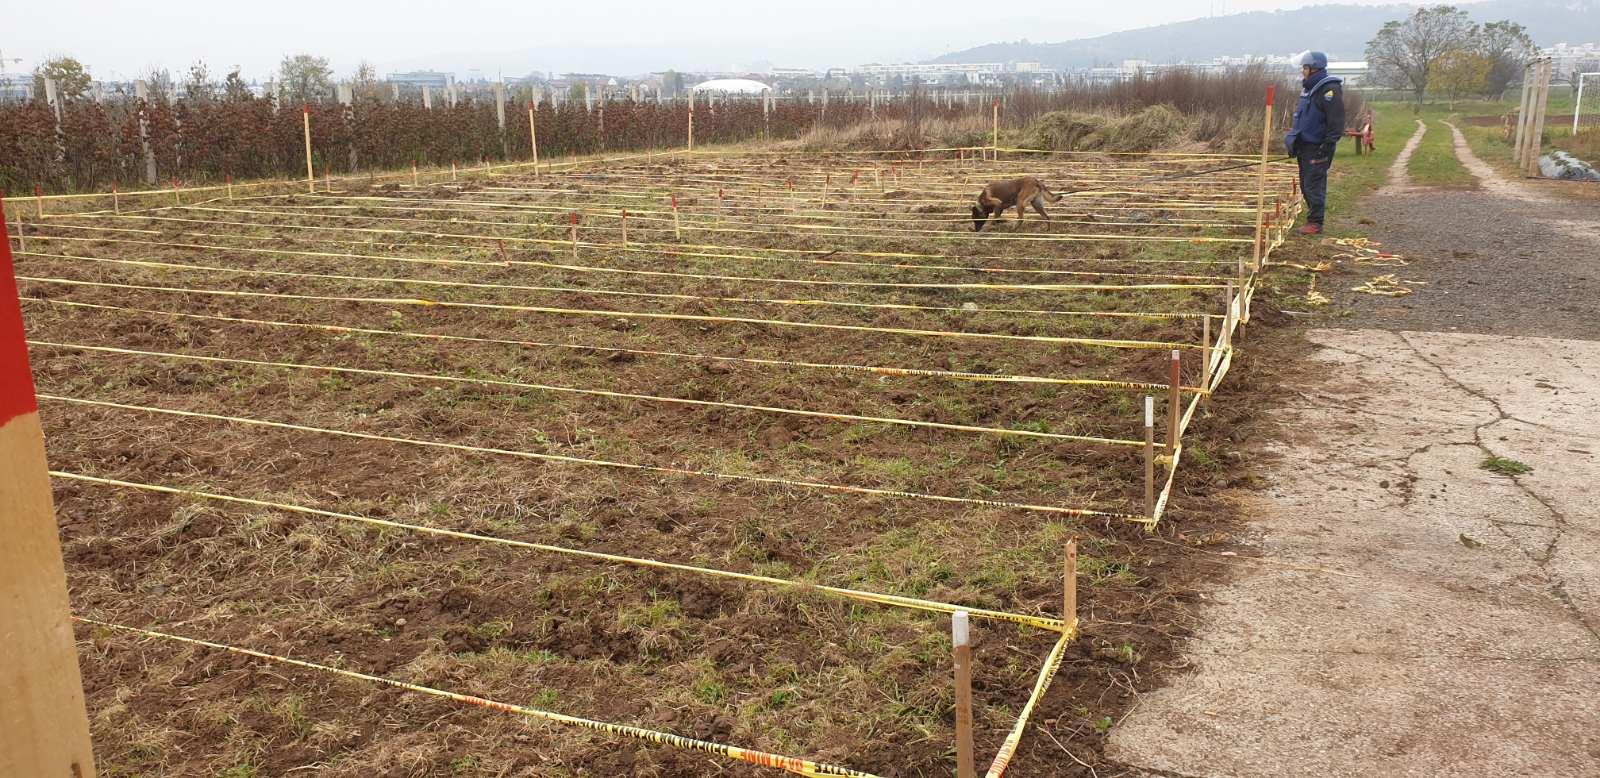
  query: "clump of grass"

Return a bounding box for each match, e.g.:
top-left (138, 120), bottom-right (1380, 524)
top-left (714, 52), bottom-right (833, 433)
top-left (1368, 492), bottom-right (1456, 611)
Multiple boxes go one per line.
top-left (1023, 111), bottom-right (1109, 151)
top-left (1480, 455), bottom-right (1532, 476)
top-left (1098, 105), bottom-right (1190, 152)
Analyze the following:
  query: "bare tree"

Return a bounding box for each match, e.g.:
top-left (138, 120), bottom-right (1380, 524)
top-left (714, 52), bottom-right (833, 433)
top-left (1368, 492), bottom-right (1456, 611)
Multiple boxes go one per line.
top-left (1366, 5), bottom-right (1478, 107)
top-left (353, 60), bottom-right (383, 100)
top-left (183, 60), bottom-right (215, 102)
top-left (279, 53), bottom-right (333, 104)
top-left (142, 66), bottom-right (176, 102)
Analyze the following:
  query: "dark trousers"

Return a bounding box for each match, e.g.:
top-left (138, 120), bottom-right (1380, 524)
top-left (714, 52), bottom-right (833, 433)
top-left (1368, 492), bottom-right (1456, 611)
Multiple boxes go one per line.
top-left (1295, 142), bottom-right (1332, 225)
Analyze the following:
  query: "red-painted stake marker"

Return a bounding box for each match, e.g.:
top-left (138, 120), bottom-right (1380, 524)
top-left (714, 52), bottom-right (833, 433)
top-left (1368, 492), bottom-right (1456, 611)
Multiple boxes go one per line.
top-left (0, 196), bottom-right (98, 776)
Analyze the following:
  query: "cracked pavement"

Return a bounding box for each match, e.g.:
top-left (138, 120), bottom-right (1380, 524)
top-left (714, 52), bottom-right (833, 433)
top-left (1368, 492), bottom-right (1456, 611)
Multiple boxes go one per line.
top-left (1107, 329), bottom-right (1600, 776)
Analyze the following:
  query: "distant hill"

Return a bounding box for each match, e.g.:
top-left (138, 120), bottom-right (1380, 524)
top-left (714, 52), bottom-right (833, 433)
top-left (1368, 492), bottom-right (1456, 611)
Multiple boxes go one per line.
top-left (930, 0), bottom-right (1600, 67)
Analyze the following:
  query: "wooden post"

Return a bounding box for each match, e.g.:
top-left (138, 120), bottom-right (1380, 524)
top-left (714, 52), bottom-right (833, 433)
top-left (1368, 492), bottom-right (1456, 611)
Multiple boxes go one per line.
top-left (1167, 350), bottom-right (1181, 454)
top-left (621, 209), bottom-right (628, 246)
top-left (1143, 395), bottom-right (1156, 518)
top-left (1201, 314), bottom-right (1213, 402)
top-left (990, 99), bottom-right (999, 160)
top-left (451, 161), bottom-right (457, 182)
top-left (225, 174), bottom-right (232, 201)
top-left (1512, 66), bottom-right (1533, 165)
top-left (1063, 539), bottom-right (1078, 632)
top-left (570, 211), bottom-right (578, 258)
top-left (528, 102), bottom-right (541, 178)
top-left (0, 197), bottom-right (99, 778)
top-left (1526, 60), bottom-right (1552, 178)
top-left (672, 194), bottom-right (681, 240)
top-left (687, 104), bottom-right (695, 152)
top-left (171, 177), bottom-right (180, 205)
top-left (952, 612), bottom-right (976, 778)
top-left (302, 105), bottom-right (315, 194)
top-left (1250, 86), bottom-right (1274, 273)
top-left (412, 161), bottom-right (418, 187)
top-left (111, 183), bottom-right (119, 215)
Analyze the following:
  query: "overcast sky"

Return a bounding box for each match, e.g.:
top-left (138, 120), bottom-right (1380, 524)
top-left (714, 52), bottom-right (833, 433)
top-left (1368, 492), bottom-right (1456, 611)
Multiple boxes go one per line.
top-left (6, 0), bottom-right (1411, 81)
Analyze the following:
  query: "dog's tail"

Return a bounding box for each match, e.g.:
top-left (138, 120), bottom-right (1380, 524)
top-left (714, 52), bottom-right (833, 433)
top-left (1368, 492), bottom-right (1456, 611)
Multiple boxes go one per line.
top-left (1041, 184), bottom-right (1065, 203)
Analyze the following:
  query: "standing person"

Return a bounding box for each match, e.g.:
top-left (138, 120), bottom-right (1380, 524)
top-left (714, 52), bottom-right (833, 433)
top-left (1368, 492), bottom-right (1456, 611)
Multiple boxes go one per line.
top-left (1284, 51), bottom-right (1345, 236)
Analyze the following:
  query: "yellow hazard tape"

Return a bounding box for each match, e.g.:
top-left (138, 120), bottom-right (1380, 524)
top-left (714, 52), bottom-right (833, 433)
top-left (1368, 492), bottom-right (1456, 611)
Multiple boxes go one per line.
top-left (983, 631), bottom-right (1073, 777)
top-left (32, 340), bottom-right (1143, 447)
top-left (41, 394), bottom-right (1142, 520)
top-left (27, 297), bottom-right (1208, 394)
top-left (16, 263), bottom-right (1208, 352)
top-left (55, 472), bottom-right (1066, 630)
top-left (77, 618), bottom-right (876, 777)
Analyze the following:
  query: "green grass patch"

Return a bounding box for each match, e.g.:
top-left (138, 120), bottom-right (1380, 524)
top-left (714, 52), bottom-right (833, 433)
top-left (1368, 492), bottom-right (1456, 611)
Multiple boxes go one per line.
top-left (1480, 455), bottom-right (1533, 477)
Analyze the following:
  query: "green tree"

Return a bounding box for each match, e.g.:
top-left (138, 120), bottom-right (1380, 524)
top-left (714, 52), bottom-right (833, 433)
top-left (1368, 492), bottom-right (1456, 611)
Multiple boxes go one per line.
top-left (222, 68), bottom-right (253, 102)
top-left (31, 56), bottom-right (91, 100)
top-left (1476, 21), bottom-right (1538, 97)
top-left (279, 53), bottom-right (333, 104)
top-left (1430, 48), bottom-right (1493, 107)
top-left (1366, 5), bottom-right (1478, 107)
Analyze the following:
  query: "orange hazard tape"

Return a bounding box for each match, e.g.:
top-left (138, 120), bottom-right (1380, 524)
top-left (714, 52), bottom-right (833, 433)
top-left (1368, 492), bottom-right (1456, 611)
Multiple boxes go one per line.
top-left (77, 618), bottom-right (877, 777)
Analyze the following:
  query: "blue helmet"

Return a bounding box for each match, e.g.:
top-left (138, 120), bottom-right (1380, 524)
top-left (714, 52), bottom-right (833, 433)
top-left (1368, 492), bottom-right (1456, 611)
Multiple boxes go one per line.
top-left (1296, 51), bottom-right (1329, 70)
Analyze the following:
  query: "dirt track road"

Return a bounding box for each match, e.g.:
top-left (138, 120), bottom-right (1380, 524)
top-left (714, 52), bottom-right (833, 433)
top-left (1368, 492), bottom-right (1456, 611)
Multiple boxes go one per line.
top-left (1106, 122), bottom-right (1600, 776)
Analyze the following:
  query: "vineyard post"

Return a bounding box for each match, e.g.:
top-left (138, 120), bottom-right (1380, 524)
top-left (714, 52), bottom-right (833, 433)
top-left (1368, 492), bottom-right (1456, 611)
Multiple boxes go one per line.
top-left (111, 183), bottom-right (119, 215)
top-left (687, 103), bottom-right (695, 152)
top-left (0, 197), bottom-right (99, 778)
top-left (302, 106), bottom-right (315, 194)
top-left (1201, 314), bottom-right (1213, 404)
top-left (225, 174), bottom-right (232, 201)
top-left (952, 612), bottom-right (976, 778)
top-left (451, 161), bottom-right (457, 182)
top-left (134, 80), bottom-right (156, 184)
top-left (621, 209), bottom-right (628, 246)
top-left (528, 101), bottom-right (541, 177)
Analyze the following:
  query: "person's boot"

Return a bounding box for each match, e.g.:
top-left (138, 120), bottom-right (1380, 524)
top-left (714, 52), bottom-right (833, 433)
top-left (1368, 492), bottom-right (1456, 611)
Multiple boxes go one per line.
top-left (1297, 223), bottom-right (1323, 236)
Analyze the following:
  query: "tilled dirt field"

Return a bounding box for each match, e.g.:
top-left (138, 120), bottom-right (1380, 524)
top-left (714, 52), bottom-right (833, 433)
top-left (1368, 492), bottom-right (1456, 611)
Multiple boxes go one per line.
top-left (16, 151), bottom-right (1297, 776)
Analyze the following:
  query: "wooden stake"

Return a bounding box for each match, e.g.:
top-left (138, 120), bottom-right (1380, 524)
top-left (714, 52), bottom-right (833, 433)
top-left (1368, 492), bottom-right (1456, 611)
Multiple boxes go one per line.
top-left (1201, 314), bottom-right (1213, 402)
top-left (225, 174), bottom-right (232, 201)
top-left (0, 197), bottom-right (99, 778)
top-left (952, 612), bottom-right (976, 778)
top-left (1249, 86), bottom-right (1274, 274)
top-left (302, 105), bottom-right (315, 194)
top-left (671, 194), bottom-right (681, 241)
top-left (687, 105), bottom-right (695, 152)
top-left (1512, 67), bottom-right (1534, 165)
top-left (569, 212), bottom-right (578, 257)
top-left (621, 209), bottom-right (628, 246)
top-left (451, 161), bottom-right (457, 182)
top-left (1063, 539), bottom-right (1078, 632)
top-left (991, 99), bottom-right (999, 160)
top-left (527, 102), bottom-right (541, 177)
top-left (412, 161), bottom-right (418, 187)
top-left (111, 183), bottom-right (119, 215)
top-left (1167, 350), bottom-right (1181, 454)
top-left (1144, 396), bottom-right (1156, 518)
top-left (171, 177), bottom-right (180, 205)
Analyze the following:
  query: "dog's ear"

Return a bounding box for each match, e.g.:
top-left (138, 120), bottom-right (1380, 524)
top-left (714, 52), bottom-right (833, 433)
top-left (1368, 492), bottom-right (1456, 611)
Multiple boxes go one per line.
top-left (970, 205), bottom-right (986, 232)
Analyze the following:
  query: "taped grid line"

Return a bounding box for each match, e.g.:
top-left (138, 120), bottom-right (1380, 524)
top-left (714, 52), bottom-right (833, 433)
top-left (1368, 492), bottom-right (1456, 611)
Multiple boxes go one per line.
top-left (42, 394), bottom-right (1143, 520)
top-left (16, 263), bottom-right (1212, 352)
top-left (77, 618), bottom-right (877, 778)
top-left (26, 297), bottom-right (1209, 393)
top-left (32, 340), bottom-right (1146, 447)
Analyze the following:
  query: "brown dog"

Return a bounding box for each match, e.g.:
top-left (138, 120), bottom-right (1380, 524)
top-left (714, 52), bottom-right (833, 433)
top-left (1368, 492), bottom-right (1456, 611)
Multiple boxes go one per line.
top-left (971, 177), bottom-right (1063, 231)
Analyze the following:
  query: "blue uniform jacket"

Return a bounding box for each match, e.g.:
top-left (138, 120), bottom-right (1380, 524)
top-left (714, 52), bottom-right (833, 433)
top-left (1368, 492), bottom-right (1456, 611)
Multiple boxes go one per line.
top-left (1284, 71), bottom-right (1345, 156)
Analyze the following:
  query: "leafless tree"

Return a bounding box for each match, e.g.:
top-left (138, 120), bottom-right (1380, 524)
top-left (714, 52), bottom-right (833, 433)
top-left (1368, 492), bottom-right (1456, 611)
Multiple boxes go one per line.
top-left (1366, 5), bottom-right (1477, 107)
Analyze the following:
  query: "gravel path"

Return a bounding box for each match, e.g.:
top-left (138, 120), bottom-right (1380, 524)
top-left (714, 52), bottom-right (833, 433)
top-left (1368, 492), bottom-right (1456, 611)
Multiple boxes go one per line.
top-left (1332, 122), bottom-right (1600, 340)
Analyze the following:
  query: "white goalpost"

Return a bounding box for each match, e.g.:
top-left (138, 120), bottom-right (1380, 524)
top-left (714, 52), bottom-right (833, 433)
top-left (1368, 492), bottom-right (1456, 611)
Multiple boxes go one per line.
top-left (1576, 72), bottom-right (1600, 136)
